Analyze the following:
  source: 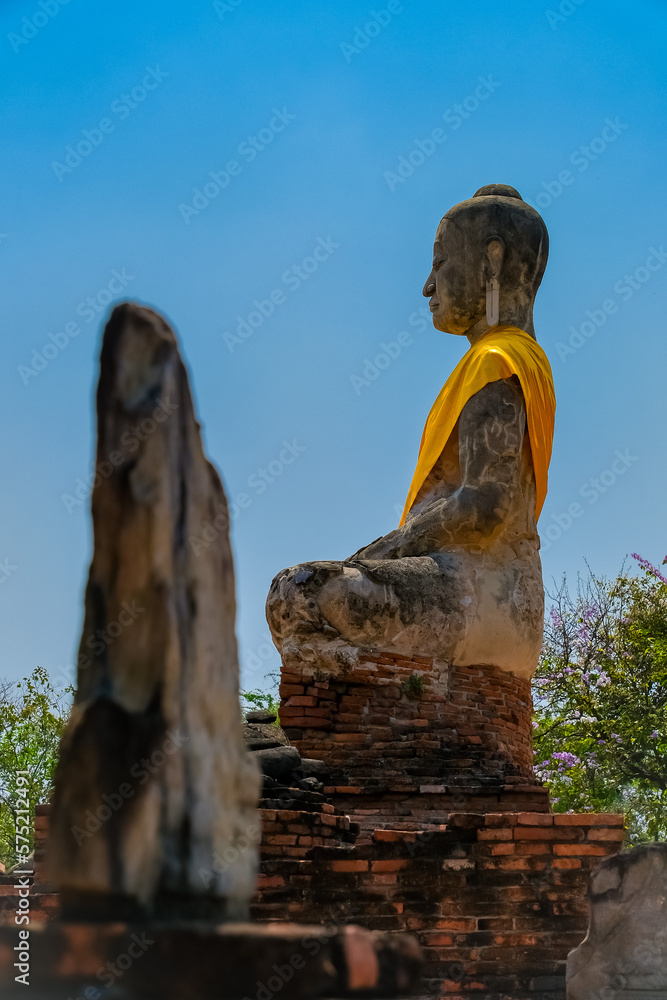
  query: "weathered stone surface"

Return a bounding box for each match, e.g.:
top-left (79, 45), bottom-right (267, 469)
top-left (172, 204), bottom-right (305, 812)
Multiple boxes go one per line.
top-left (246, 710), bottom-right (278, 724)
top-left (267, 185), bottom-right (550, 681)
top-left (47, 303), bottom-right (260, 920)
top-left (299, 758), bottom-right (330, 781)
top-left (243, 719), bottom-right (289, 751)
top-left (567, 843), bottom-right (667, 999)
top-left (255, 745), bottom-right (302, 782)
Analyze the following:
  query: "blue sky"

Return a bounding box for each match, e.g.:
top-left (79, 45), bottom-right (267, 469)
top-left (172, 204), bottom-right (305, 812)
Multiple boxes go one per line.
top-left (1, 0), bottom-right (666, 694)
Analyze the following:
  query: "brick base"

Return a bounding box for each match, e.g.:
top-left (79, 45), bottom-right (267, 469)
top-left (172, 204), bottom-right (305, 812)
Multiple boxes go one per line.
top-left (271, 646), bottom-right (625, 997)
top-left (280, 651), bottom-right (547, 835)
top-left (252, 811), bottom-right (625, 999)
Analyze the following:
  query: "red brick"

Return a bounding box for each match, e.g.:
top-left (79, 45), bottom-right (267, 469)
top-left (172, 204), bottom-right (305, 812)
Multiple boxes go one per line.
top-left (280, 673), bottom-right (302, 685)
top-left (373, 829), bottom-right (416, 843)
top-left (553, 843), bottom-right (608, 856)
top-left (514, 827), bottom-right (572, 840)
top-left (490, 843), bottom-right (515, 855)
top-left (552, 859), bottom-right (582, 870)
top-left (434, 918), bottom-right (476, 932)
top-left (478, 828), bottom-right (513, 841)
top-left (515, 841), bottom-right (552, 856)
top-left (257, 874), bottom-right (285, 888)
top-left (425, 933), bottom-right (454, 946)
top-left (587, 827), bottom-right (627, 841)
top-left (497, 858), bottom-right (547, 871)
top-left (517, 812), bottom-right (553, 826)
top-left (370, 860), bottom-right (408, 872)
top-left (369, 873), bottom-right (398, 885)
top-left (484, 814), bottom-right (517, 827)
top-left (279, 684), bottom-right (304, 697)
top-left (284, 696), bottom-right (317, 708)
top-left (327, 860), bottom-right (369, 872)
top-left (554, 813), bottom-right (624, 826)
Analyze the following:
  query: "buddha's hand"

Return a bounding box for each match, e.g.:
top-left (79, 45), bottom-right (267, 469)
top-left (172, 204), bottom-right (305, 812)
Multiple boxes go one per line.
top-left (348, 528), bottom-right (406, 561)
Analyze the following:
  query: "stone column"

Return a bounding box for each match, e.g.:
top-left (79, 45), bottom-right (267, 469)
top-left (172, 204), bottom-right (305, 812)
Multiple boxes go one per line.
top-left (47, 303), bottom-right (261, 921)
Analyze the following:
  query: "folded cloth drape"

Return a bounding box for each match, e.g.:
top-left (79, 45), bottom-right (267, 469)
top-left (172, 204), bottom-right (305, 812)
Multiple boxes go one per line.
top-left (399, 325), bottom-right (556, 526)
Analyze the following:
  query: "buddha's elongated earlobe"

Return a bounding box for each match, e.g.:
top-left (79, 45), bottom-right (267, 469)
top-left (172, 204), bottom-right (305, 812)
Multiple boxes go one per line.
top-left (486, 278), bottom-right (499, 327)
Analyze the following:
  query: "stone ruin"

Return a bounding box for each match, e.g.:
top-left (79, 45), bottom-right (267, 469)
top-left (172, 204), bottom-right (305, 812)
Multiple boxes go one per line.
top-left (567, 843), bottom-right (667, 999)
top-left (1, 186), bottom-right (660, 1000)
top-left (0, 304), bottom-right (420, 999)
top-left (257, 186), bottom-right (629, 999)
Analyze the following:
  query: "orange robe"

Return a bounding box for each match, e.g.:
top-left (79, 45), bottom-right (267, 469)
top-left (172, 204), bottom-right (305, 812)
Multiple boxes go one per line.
top-left (400, 325), bottom-right (556, 525)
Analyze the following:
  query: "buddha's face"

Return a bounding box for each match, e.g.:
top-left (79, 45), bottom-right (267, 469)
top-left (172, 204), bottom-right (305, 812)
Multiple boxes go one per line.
top-left (422, 215), bottom-right (486, 336)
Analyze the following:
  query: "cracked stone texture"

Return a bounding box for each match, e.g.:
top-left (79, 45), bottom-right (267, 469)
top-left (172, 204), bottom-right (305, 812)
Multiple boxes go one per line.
top-left (567, 844), bottom-right (667, 999)
top-left (267, 185), bottom-right (550, 680)
top-left (47, 303), bottom-right (260, 920)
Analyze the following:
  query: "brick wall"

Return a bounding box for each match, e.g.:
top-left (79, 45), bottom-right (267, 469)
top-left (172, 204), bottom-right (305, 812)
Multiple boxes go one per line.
top-left (260, 800), bottom-right (354, 858)
top-left (0, 805), bottom-right (57, 927)
top-left (269, 647), bottom-right (626, 998)
top-left (2, 803), bottom-right (624, 998)
top-left (6, 654), bottom-right (627, 1000)
top-left (281, 652), bottom-right (550, 837)
top-left (252, 810), bottom-right (625, 999)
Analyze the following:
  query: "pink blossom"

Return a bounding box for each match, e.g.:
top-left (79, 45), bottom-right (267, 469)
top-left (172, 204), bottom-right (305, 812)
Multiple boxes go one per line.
top-left (631, 553), bottom-right (667, 584)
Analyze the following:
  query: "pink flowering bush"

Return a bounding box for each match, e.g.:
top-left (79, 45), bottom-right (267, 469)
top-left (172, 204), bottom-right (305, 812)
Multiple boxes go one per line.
top-left (533, 556), bottom-right (667, 842)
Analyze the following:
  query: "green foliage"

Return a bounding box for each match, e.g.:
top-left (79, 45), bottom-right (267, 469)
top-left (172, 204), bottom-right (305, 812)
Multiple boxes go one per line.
top-left (241, 671), bottom-right (280, 723)
top-left (533, 559), bottom-right (667, 843)
top-left (402, 673), bottom-right (424, 697)
top-left (0, 667), bottom-right (72, 869)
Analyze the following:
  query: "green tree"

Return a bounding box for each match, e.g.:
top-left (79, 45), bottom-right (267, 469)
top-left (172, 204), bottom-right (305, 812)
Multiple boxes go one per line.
top-left (0, 667), bottom-right (72, 869)
top-left (241, 671), bottom-right (280, 721)
top-left (533, 556), bottom-right (667, 842)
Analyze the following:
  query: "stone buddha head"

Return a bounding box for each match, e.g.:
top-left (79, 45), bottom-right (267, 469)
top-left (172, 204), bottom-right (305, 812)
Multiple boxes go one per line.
top-left (423, 184), bottom-right (549, 340)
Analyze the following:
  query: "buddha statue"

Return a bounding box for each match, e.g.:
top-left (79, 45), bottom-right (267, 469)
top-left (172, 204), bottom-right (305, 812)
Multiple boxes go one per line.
top-left (266, 185), bottom-right (555, 682)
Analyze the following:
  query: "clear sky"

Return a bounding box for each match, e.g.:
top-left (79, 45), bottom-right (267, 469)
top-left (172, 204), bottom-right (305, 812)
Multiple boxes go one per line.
top-left (1, 0), bottom-right (666, 695)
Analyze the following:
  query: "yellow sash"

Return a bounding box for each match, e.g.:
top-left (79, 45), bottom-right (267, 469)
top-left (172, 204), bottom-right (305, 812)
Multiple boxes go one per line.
top-left (399, 325), bottom-right (555, 525)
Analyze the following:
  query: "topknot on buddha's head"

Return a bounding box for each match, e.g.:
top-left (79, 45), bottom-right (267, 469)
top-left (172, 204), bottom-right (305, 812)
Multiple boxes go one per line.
top-left (472, 184), bottom-right (523, 200)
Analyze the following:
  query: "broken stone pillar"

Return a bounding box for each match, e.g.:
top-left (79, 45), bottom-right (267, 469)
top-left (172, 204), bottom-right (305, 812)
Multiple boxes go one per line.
top-left (567, 843), bottom-right (667, 999)
top-left (47, 303), bottom-right (261, 921)
top-left (0, 302), bottom-right (422, 1000)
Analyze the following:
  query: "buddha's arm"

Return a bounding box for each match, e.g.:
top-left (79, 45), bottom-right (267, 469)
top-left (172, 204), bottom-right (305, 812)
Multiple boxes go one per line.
top-left (351, 377), bottom-right (526, 560)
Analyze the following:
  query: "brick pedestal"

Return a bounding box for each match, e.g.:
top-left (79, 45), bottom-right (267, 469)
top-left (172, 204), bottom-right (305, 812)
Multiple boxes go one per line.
top-left (280, 651), bottom-right (549, 838)
top-left (12, 663), bottom-right (626, 1000)
top-left (271, 647), bottom-right (625, 998)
